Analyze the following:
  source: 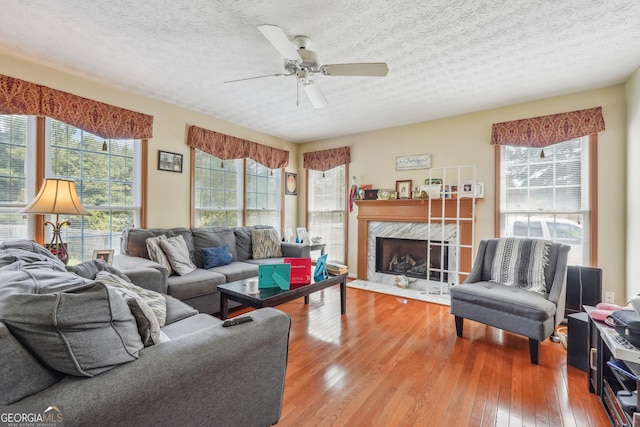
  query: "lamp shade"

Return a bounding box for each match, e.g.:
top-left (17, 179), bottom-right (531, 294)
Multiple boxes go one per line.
top-left (21, 178), bottom-right (90, 216)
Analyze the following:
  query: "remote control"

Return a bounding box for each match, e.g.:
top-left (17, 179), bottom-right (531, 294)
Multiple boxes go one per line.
top-left (222, 316), bottom-right (253, 327)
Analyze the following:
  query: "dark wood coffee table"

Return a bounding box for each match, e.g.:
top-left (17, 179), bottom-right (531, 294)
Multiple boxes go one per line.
top-left (218, 273), bottom-right (348, 319)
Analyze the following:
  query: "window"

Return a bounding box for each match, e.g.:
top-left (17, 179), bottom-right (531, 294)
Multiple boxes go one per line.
top-left (194, 150), bottom-right (243, 227)
top-left (193, 150), bottom-right (282, 229)
top-left (46, 119), bottom-right (141, 262)
top-left (499, 137), bottom-right (590, 265)
top-left (245, 158), bottom-right (281, 229)
top-left (307, 165), bottom-right (346, 263)
top-left (0, 115), bottom-right (35, 240)
top-left (0, 115), bottom-right (143, 260)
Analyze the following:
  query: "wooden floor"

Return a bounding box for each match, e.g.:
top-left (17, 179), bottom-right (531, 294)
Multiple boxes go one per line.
top-left (232, 285), bottom-right (610, 426)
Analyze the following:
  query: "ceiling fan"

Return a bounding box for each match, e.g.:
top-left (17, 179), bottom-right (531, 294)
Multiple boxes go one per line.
top-left (224, 24), bottom-right (389, 108)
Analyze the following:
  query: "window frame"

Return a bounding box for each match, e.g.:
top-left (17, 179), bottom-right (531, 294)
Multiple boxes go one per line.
top-left (305, 164), bottom-right (349, 264)
top-left (0, 114), bottom-right (146, 257)
top-left (495, 134), bottom-right (598, 266)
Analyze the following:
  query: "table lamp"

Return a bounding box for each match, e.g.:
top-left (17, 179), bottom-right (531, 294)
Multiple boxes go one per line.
top-left (21, 178), bottom-right (90, 264)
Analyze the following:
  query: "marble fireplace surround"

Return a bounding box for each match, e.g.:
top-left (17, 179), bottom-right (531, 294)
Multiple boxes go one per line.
top-left (354, 199), bottom-right (476, 283)
top-left (369, 222), bottom-right (459, 285)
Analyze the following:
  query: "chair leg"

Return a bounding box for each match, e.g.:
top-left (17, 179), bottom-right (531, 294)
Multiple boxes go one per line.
top-left (455, 316), bottom-right (463, 337)
top-left (528, 338), bottom-right (539, 365)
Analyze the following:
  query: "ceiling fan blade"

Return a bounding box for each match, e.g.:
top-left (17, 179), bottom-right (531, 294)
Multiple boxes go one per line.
top-left (303, 81), bottom-right (328, 108)
top-left (257, 24), bottom-right (301, 60)
top-left (320, 63), bottom-right (389, 77)
top-left (224, 72), bottom-right (292, 83)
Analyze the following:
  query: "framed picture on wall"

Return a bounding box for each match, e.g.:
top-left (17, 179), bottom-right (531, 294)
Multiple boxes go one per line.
top-left (285, 172), bottom-right (298, 195)
top-left (158, 150), bottom-right (183, 173)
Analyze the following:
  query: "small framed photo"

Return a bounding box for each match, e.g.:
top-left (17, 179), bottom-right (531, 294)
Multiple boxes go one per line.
top-left (285, 172), bottom-right (298, 195)
top-left (396, 180), bottom-right (412, 199)
top-left (460, 180), bottom-right (475, 198)
top-left (459, 181), bottom-right (484, 198)
top-left (296, 227), bottom-right (309, 243)
top-left (93, 249), bottom-right (114, 265)
top-left (158, 150), bottom-right (183, 173)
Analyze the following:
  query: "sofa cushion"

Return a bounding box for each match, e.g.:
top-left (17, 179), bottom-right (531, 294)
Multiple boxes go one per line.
top-left (107, 285), bottom-right (164, 347)
top-left (96, 271), bottom-right (167, 326)
top-left (202, 245), bottom-right (234, 269)
top-left (167, 269), bottom-right (226, 301)
top-left (252, 228), bottom-right (283, 259)
top-left (234, 226), bottom-right (254, 261)
top-left (0, 282), bottom-right (143, 377)
top-left (164, 294), bottom-right (199, 325)
top-left (192, 228), bottom-right (238, 268)
top-left (146, 235), bottom-right (173, 276)
top-left (160, 235), bottom-right (198, 276)
top-left (490, 238), bottom-right (550, 294)
top-left (0, 322), bottom-right (61, 405)
top-left (160, 313), bottom-right (222, 339)
top-left (208, 261), bottom-right (259, 282)
top-left (121, 227), bottom-right (194, 262)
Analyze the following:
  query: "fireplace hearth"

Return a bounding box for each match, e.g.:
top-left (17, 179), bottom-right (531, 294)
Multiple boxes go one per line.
top-left (375, 237), bottom-right (449, 282)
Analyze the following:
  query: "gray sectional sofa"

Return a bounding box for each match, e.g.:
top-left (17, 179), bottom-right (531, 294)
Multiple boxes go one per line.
top-left (0, 239), bottom-right (291, 427)
top-left (114, 225), bottom-right (310, 314)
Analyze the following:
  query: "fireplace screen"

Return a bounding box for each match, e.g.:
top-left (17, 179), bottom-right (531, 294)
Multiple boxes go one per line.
top-left (375, 237), bottom-right (448, 282)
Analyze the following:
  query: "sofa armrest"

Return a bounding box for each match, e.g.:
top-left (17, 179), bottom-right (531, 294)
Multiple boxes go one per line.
top-left (122, 268), bottom-right (167, 294)
top-left (281, 242), bottom-right (310, 258)
top-left (15, 308), bottom-right (291, 427)
top-left (114, 254), bottom-right (169, 294)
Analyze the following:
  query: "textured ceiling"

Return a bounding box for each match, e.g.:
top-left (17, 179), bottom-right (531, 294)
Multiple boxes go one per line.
top-left (1, 0), bottom-right (639, 143)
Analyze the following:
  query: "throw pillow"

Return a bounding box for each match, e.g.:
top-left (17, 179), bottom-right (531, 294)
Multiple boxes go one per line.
top-left (146, 235), bottom-right (174, 276)
top-left (251, 228), bottom-right (283, 260)
top-left (0, 322), bottom-right (61, 405)
top-left (106, 285), bottom-right (163, 347)
top-left (490, 238), bottom-right (550, 294)
top-left (0, 282), bottom-right (143, 377)
top-left (96, 271), bottom-right (167, 326)
top-left (159, 235), bottom-right (197, 276)
top-left (202, 245), bottom-right (234, 269)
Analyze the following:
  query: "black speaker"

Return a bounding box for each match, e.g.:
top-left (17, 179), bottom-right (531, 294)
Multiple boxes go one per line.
top-left (565, 265), bottom-right (602, 317)
top-left (567, 312), bottom-right (589, 372)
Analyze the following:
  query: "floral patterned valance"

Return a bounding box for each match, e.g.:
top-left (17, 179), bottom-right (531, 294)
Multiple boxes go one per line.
top-left (491, 107), bottom-right (605, 147)
top-left (187, 125), bottom-right (289, 169)
top-left (0, 74), bottom-right (153, 139)
top-left (303, 146), bottom-right (351, 171)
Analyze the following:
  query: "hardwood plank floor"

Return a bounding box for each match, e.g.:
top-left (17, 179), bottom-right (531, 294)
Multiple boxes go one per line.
top-left (230, 286), bottom-right (609, 426)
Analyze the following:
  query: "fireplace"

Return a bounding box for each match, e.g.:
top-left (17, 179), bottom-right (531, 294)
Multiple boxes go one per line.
top-left (375, 237), bottom-right (449, 281)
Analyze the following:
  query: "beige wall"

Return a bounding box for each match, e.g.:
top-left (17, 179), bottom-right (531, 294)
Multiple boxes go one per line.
top-left (0, 52), bottom-right (300, 230)
top-left (301, 85), bottom-right (627, 303)
top-left (2, 52), bottom-right (629, 302)
top-left (626, 67), bottom-right (640, 301)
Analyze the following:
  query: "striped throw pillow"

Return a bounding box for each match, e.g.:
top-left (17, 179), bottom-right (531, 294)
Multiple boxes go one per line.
top-left (146, 235), bottom-right (173, 276)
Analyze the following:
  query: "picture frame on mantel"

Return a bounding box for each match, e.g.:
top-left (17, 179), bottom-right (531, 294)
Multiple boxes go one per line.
top-left (396, 180), bottom-right (412, 199)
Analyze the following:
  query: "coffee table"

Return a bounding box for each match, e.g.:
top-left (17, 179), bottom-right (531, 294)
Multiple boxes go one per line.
top-left (218, 273), bottom-right (348, 320)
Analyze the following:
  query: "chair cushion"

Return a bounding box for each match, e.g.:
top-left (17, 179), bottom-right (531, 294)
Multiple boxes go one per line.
top-left (449, 281), bottom-right (556, 322)
top-left (490, 238), bottom-right (549, 294)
